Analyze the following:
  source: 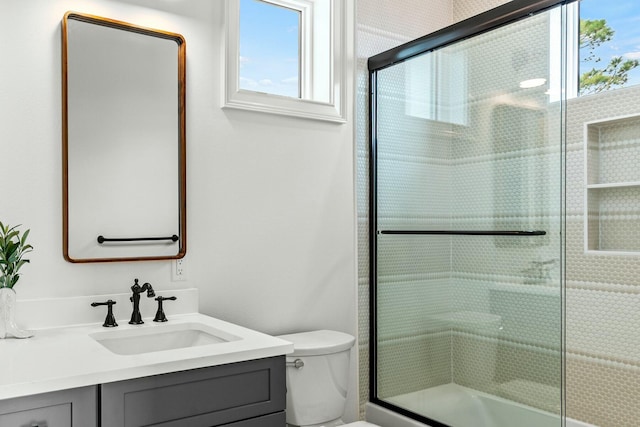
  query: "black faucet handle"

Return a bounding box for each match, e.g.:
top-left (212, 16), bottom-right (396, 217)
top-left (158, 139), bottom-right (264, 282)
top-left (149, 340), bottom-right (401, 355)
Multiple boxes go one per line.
top-left (145, 284), bottom-right (155, 298)
top-left (91, 299), bottom-right (118, 327)
top-left (153, 296), bottom-right (177, 322)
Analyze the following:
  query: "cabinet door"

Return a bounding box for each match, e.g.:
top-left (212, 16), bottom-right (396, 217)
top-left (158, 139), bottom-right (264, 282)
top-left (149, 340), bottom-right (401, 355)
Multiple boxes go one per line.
top-left (101, 356), bottom-right (285, 427)
top-left (0, 386), bottom-right (98, 427)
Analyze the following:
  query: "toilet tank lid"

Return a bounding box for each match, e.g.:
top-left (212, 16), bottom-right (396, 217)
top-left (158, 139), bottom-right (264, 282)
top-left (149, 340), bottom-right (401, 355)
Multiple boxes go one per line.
top-left (277, 330), bottom-right (355, 356)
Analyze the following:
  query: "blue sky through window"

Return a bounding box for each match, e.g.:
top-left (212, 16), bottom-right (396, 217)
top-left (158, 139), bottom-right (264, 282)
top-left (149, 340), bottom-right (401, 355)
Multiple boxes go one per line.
top-left (239, 0), bottom-right (300, 98)
top-left (580, 0), bottom-right (640, 90)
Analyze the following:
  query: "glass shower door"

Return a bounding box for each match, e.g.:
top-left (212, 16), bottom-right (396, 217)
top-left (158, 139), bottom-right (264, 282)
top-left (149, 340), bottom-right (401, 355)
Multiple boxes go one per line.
top-left (370, 4), bottom-right (565, 427)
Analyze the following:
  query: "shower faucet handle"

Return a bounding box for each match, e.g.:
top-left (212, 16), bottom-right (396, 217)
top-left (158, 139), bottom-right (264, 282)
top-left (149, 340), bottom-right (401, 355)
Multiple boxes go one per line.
top-left (535, 258), bottom-right (559, 277)
top-left (524, 259), bottom-right (559, 281)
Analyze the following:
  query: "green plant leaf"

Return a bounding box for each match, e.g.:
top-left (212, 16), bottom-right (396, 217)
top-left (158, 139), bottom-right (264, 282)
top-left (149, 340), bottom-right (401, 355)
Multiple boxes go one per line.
top-left (20, 229), bottom-right (30, 246)
top-left (7, 251), bottom-right (19, 264)
top-left (5, 230), bottom-right (19, 241)
top-left (6, 241), bottom-right (17, 257)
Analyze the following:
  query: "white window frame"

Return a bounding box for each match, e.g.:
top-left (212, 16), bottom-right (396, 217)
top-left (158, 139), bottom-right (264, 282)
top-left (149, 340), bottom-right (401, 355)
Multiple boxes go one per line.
top-left (548, 3), bottom-right (578, 103)
top-left (223, 0), bottom-right (347, 123)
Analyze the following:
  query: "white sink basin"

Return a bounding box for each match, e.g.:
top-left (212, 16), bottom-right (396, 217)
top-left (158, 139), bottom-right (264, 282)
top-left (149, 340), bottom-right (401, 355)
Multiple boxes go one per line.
top-left (90, 322), bottom-right (241, 355)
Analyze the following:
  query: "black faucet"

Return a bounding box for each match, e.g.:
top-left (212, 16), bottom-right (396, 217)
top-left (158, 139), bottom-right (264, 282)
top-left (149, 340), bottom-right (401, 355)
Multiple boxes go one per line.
top-left (129, 279), bottom-right (155, 325)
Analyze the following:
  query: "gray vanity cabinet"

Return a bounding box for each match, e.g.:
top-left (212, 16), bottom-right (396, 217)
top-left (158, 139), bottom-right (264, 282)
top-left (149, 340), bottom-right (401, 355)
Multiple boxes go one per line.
top-left (101, 356), bottom-right (286, 427)
top-left (0, 386), bottom-right (98, 427)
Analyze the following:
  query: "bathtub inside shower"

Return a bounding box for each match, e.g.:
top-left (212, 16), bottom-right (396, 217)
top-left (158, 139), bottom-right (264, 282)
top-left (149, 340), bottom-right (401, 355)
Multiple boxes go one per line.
top-left (366, 383), bottom-right (595, 427)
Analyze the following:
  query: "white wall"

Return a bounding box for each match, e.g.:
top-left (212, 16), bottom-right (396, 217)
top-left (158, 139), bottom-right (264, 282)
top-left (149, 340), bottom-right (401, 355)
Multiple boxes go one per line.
top-left (1, 0), bottom-right (357, 419)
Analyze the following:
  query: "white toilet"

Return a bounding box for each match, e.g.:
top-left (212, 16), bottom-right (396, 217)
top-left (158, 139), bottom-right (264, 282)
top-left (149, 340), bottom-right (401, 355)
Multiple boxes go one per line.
top-left (277, 330), bottom-right (380, 427)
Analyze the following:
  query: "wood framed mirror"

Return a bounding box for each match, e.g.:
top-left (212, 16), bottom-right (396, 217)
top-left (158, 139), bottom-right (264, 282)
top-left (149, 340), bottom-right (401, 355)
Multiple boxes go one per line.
top-left (62, 12), bottom-right (186, 263)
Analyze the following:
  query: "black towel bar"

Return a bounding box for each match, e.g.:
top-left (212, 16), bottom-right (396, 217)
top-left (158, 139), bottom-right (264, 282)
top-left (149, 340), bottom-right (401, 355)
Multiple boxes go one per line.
top-left (379, 230), bottom-right (546, 236)
top-left (97, 235), bottom-right (179, 244)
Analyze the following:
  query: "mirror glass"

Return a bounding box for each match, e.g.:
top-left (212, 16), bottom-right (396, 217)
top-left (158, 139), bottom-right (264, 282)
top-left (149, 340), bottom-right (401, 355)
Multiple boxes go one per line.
top-left (62, 12), bottom-right (186, 262)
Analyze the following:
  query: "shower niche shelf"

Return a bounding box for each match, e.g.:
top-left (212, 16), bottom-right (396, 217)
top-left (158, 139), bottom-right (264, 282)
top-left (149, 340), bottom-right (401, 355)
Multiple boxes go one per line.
top-left (584, 114), bottom-right (640, 254)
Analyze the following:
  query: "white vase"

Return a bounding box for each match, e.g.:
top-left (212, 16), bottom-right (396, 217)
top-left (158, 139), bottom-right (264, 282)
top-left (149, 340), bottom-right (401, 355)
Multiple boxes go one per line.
top-left (0, 287), bottom-right (33, 339)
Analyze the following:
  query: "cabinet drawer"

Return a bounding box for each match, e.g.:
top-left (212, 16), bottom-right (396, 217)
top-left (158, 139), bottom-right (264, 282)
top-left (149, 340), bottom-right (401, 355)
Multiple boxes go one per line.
top-left (101, 356), bottom-right (285, 427)
top-left (0, 386), bottom-right (97, 427)
top-left (0, 403), bottom-right (70, 427)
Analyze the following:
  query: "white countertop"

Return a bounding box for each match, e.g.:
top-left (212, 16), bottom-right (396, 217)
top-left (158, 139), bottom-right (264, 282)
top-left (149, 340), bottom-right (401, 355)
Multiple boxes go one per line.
top-left (0, 313), bottom-right (293, 401)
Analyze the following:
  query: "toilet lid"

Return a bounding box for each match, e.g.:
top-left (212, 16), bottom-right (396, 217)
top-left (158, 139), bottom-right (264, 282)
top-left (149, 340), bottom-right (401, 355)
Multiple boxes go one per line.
top-left (277, 330), bottom-right (355, 356)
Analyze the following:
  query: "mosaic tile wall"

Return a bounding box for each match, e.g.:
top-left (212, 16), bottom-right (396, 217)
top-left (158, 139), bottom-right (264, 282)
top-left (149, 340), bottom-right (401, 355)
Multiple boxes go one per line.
top-left (452, 0), bottom-right (511, 22)
top-left (564, 84), bottom-right (640, 427)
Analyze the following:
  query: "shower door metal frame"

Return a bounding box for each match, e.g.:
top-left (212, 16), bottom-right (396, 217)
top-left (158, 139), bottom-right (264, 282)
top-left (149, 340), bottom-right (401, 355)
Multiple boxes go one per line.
top-left (368, 1), bottom-right (572, 425)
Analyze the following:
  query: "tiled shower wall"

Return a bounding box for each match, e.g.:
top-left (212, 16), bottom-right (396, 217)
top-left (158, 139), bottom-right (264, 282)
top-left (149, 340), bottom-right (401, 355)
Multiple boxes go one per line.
top-left (359, 2), bottom-right (640, 427)
top-left (565, 85), bottom-right (640, 427)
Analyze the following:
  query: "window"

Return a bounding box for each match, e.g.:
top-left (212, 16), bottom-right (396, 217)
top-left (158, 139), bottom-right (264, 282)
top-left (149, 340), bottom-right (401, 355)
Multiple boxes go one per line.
top-left (224, 0), bottom-right (348, 122)
top-left (239, 0), bottom-right (301, 98)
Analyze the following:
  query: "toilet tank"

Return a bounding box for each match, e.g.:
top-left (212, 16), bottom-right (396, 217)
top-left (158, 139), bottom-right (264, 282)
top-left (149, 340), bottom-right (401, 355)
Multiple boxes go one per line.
top-left (278, 330), bottom-right (356, 426)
